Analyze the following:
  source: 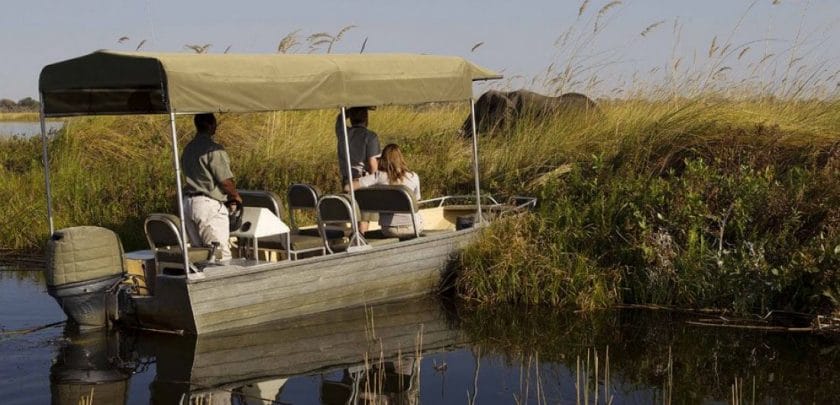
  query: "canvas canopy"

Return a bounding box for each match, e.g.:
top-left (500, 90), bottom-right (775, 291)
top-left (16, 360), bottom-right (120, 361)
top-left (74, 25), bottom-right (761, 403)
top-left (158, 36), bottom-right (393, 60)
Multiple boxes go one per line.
top-left (39, 51), bottom-right (501, 117)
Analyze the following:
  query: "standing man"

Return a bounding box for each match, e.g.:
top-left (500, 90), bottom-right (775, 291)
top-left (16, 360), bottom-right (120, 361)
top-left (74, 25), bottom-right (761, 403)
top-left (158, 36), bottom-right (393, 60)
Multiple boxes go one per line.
top-left (336, 107), bottom-right (381, 232)
top-left (182, 113), bottom-right (242, 260)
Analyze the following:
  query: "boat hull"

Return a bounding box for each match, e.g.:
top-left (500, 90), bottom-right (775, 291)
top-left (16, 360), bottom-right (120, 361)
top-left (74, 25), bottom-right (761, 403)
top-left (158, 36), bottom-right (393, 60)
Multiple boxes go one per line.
top-left (132, 228), bottom-right (478, 334)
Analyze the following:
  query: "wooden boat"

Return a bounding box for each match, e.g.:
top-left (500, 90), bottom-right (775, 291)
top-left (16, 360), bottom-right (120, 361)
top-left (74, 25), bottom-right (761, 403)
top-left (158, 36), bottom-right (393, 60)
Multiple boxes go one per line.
top-left (51, 297), bottom-right (463, 404)
top-left (37, 51), bottom-right (532, 334)
top-left (142, 225), bottom-right (474, 333)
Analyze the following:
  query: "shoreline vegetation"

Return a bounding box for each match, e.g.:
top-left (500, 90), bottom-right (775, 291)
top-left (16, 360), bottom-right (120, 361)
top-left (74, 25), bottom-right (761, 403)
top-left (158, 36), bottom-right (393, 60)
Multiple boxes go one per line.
top-left (1, 98), bottom-right (839, 318)
top-left (3, 1), bottom-right (840, 318)
top-left (457, 98), bottom-right (840, 316)
top-left (0, 112), bottom-right (39, 122)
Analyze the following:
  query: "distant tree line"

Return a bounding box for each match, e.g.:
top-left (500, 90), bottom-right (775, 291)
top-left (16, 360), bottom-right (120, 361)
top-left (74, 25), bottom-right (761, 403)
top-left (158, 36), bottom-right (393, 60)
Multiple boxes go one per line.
top-left (0, 97), bottom-right (40, 112)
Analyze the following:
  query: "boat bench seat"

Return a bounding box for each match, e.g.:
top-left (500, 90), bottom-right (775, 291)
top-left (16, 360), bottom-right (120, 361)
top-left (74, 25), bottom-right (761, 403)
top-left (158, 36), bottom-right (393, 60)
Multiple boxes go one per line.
top-left (317, 194), bottom-right (367, 253)
top-left (251, 233), bottom-right (325, 255)
top-left (243, 233), bottom-right (325, 261)
top-left (255, 234), bottom-right (324, 251)
top-left (317, 189), bottom-right (447, 253)
top-left (329, 235), bottom-right (400, 253)
top-left (355, 185), bottom-right (424, 239)
top-left (297, 227), bottom-right (345, 240)
top-left (155, 247), bottom-right (214, 265)
top-left (362, 228), bottom-right (449, 241)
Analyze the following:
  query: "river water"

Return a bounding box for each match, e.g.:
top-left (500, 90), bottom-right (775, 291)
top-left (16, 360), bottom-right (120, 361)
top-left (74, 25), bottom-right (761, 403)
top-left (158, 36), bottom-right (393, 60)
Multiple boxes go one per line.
top-left (0, 121), bottom-right (63, 139)
top-left (1, 268), bottom-right (838, 404)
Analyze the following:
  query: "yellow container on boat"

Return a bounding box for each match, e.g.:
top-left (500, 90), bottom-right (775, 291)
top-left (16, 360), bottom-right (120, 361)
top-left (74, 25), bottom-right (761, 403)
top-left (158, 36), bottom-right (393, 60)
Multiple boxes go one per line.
top-left (123, 250), bottom-right (155, 295)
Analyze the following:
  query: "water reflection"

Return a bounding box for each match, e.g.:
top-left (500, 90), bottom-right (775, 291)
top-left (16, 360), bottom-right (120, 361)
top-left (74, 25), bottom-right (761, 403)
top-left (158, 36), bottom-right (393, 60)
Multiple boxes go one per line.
top-left (50, 297), bottom-right (454, 404)
top-left (0, 121), bottom-right (63, 138)
top-left (320, 360), bottom-right (419, 405)
top-left (28, 284), bottom-right (840, 404)
top-left (49, 328), bottom-right (132, 405)
top-left (457, 305), bottom-right (840, 404)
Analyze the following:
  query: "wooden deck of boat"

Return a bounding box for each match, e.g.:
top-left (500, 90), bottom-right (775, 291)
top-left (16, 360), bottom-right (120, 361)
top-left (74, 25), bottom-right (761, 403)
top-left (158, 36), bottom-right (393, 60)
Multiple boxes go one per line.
top-left (184, 228), bottom-right (478, 334)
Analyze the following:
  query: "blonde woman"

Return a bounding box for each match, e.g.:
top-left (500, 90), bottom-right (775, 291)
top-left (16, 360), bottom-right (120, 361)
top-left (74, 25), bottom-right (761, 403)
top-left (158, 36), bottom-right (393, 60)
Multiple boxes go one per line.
top-left (353, 144), bottom-right (424, 238)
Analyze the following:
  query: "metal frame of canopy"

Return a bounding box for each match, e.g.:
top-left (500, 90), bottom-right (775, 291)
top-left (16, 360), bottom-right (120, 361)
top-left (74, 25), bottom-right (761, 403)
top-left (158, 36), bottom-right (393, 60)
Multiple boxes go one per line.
top-left (38, 52), bottom-right (499, 272)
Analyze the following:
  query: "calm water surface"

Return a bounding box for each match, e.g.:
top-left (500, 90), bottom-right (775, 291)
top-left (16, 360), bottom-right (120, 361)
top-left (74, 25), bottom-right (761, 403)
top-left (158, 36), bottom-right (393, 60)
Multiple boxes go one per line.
top-left (1, 269), bottom-right (839, 404)
top-left (0, 121), bottom-right (63, 139)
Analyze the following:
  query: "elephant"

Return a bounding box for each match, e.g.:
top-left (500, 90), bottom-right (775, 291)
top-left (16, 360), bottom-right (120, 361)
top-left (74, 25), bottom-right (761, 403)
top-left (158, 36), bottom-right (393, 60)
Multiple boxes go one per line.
top-left (461, 90), bottom-right (599, 136)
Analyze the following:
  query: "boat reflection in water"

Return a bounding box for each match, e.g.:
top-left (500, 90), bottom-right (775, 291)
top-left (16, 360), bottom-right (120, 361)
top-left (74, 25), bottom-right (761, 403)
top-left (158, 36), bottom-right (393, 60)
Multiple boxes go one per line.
top-left (51, 297), bottom-right (458, 404)
top-left (44, 295), bottom-right (840, 403)
top-left (49, 328), bottom-right (133, 405)
top-left (320, 359), bottom-right (419, 405)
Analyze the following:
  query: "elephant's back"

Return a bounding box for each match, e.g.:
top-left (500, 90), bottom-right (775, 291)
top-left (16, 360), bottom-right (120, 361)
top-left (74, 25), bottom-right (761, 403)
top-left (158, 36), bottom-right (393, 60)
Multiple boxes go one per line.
top-left (557, 92), bottom-right (599, 110)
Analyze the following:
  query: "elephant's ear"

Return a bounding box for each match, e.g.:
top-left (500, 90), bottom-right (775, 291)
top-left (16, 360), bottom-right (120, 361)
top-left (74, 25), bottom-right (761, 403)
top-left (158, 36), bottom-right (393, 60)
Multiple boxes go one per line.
top-left (507, 90), bottom-right (527, 112)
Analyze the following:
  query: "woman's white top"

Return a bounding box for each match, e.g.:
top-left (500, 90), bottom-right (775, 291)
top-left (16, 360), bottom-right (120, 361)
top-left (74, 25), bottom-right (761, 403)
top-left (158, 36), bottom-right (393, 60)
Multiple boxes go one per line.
top-left (358, 171), bottom-right (424, 231)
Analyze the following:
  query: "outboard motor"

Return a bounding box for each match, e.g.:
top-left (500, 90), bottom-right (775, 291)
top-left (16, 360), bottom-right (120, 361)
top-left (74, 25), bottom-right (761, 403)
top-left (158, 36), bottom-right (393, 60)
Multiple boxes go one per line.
top-left (45, 226), bottom-right (126, 329)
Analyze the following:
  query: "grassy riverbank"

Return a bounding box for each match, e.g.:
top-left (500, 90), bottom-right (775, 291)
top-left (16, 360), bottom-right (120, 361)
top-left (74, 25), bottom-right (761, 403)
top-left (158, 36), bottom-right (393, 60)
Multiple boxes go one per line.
top-left (457, 98), bottom-right (840, 315)
top-left (2, 98), bottom-right (839, 315)
top-left (0, 112), bottom-right (40, 121)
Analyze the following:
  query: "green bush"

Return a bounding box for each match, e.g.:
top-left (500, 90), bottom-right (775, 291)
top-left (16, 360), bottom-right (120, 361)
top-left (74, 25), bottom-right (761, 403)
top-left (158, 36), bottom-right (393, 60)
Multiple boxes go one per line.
top-left (458, 140), bottom-right (840, 314)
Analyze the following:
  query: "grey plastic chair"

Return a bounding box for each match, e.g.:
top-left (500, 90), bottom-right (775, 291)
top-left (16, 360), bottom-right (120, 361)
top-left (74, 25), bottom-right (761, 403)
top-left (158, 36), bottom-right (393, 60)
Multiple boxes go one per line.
top-left (315, 194), bottom-right (358, 254)
top-left (144, 213), bottom-right (213, 275)
top-left (355, 185), bottom-right (422, 239)
top-left (287, 183), bottom-right (321, 233)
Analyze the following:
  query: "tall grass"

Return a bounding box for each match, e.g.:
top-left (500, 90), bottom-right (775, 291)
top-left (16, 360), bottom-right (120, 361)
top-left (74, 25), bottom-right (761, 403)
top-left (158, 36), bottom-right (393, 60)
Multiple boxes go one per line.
top-left (457, 98), bottom-right (840, 315)
top-left (3, 97), bottom-right (839, 316)
top-left (2, 1), bottom-right (840, 316)
top-left (451, 0), bottom-right (840, 315)
top-left (0, 105), bottom-right (472, 251)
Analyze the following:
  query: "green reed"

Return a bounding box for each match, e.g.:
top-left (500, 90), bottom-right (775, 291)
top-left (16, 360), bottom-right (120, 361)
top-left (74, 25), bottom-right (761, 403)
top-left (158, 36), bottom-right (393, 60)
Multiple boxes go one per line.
top-left (4, 0), bottom-right (840, 315)
top-left (2, 92), bottom-right (840, 315)
top-left (2, 97), bottom-right (840, 317)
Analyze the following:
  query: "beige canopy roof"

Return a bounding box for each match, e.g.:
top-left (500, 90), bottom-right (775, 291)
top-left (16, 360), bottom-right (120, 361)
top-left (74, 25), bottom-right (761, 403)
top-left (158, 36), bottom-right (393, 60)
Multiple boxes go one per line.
top-left (39, 51), bottom-right (501, 117)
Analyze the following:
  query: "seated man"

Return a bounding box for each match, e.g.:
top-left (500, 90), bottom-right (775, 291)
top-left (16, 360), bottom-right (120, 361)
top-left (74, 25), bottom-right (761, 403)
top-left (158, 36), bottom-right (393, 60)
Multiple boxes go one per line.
top-left (336, 107), bottom-right (381, 232)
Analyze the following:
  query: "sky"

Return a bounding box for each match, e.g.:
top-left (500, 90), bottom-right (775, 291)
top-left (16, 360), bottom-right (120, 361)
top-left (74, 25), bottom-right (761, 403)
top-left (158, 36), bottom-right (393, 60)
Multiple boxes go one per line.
top-left (2, 0), bottom-right (839, 100)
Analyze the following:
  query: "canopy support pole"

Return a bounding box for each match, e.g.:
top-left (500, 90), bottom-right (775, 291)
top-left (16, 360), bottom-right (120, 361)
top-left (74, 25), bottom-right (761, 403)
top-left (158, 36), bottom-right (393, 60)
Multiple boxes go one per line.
top-left (168, 113), bottom-right (191, 273)
top-left (339, 107), bottom-right (365, 249)
top-left (469, 97), bottom-right (484, 225)
top-left (38, 93), bottom-right (55, 235)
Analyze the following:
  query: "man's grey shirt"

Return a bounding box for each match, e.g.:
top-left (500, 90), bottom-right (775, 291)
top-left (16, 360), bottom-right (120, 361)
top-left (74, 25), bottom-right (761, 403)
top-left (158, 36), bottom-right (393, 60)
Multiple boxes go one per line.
top-left (336, 117), bottom-right (381, 179)
top-left (181, 133), bottom-right (234, 202)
